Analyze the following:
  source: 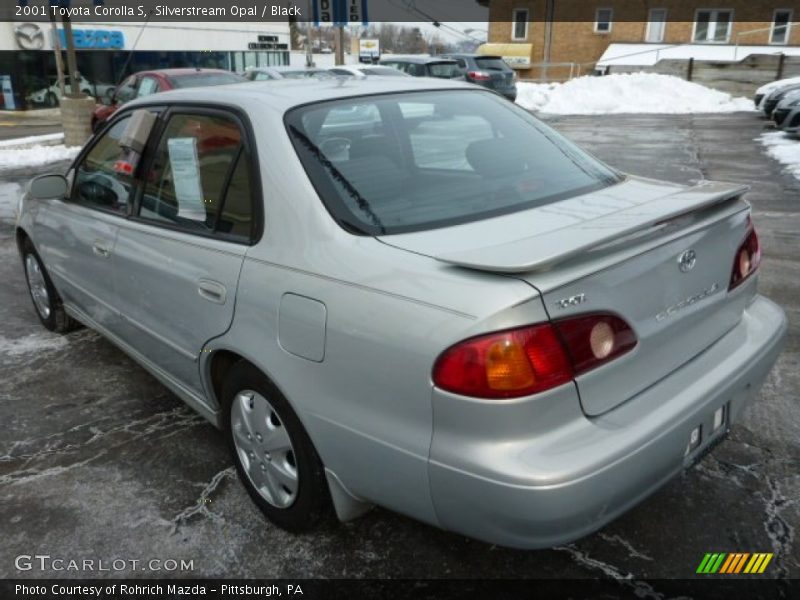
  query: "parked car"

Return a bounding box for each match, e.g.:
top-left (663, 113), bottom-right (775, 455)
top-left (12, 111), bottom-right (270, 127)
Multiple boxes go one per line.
top-left (772, 89), bottom-right (800, 128)
top-left (243, 66), bottom-right (334, 81)
top-left (754, 76), bottom-right (800, 110)
top-left (780, 102), bottom-right (800, 136)
top-left (761, 82), bottom-right (800, 118)
top-left (18, 78), bottom-right (787, 549)
top-left (92, 68), bottom-right (246, 132)
top-left (438, 53), bottom-right (517, 101)
top-left (26, 74), bottom-right (109, 107)
top-left (379, 56), bottom-right (464, 80)
top-left (327, 65), bottom-right (411, 79)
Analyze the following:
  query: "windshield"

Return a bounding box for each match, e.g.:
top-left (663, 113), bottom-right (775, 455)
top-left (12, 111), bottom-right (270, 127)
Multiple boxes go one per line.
top-left (285, 90), bottom-right (620, 235)
top-left (170, 73), bottom-right (244, 88)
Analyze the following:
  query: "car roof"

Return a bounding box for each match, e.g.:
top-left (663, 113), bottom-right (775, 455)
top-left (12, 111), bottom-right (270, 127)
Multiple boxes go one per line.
top-left (380, 56), bottom-right (457, 64)
top-left (125, 77), bottom-right (477, 114)
top-left (137, 68), bottom-right (232, 77)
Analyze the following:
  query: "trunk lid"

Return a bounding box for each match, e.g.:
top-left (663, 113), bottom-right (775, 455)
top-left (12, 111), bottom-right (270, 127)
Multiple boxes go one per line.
top-left (379, 177), bottom-right (754, 415)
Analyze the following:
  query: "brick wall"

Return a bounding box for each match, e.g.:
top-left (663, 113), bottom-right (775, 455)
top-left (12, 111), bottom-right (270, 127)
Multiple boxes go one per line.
top-left (487, 0), bottom-right (800, 80)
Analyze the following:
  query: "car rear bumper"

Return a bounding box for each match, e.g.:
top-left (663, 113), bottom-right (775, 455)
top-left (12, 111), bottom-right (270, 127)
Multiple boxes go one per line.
top-left (428, 294), bottom-right (787, 549)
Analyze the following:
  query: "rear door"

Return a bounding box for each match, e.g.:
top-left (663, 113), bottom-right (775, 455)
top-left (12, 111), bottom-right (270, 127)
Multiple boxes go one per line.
top-left (112, 106), bottom-right (259, 395)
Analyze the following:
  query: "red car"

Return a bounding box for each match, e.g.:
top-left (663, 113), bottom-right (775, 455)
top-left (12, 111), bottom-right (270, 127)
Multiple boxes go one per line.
top-left (92, 68), bottom-right (246, 132)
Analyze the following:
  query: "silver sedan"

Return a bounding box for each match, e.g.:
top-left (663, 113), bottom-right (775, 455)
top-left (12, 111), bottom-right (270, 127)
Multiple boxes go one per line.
top-left (16, 78), bottom-right (787, 548)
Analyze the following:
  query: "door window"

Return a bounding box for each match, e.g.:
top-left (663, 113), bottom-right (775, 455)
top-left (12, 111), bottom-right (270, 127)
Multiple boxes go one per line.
top-left (137, 76), bottom-right (160, 97)
top-left (138, 112), bottom-right (254, 241)
top-left (115, 76), bottom-right (138, 104)
top-left (71, 115), bottom-right (134, 214)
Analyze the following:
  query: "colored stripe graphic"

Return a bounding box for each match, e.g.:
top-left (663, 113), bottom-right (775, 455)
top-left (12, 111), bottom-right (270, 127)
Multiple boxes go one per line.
top-left (698, 552), bottom-right (773, 574)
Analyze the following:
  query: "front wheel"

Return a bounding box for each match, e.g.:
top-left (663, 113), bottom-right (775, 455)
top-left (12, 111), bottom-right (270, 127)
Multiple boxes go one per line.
top-left (222, 361), bottom-right (331, 532)
top-left (21, 238), bottom-right (79, 333)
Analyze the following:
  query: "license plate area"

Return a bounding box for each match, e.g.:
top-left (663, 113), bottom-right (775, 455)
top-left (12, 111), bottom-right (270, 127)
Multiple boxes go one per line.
top-left (684, 403), bottom-right (730, 468)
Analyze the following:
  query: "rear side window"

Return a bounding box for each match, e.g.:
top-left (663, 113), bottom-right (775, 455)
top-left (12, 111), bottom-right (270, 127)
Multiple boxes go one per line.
top-left (286, 90), bottom-right (620, 235)
top-left (71, 115), bottom-right (133, 214)
top-left (427, 63), bottom-right (460, 78)
top-left (137, 112), bottom-right (254, 242)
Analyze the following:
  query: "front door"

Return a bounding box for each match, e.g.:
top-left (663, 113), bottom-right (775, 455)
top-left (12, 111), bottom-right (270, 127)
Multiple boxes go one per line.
top-left (112, 108), bottom-right (258, 396)
top-left (33, 115), bottom-right (135, 330)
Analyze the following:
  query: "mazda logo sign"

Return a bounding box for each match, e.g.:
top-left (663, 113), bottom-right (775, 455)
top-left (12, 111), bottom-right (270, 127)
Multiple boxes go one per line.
top-left (15, 23), bottom-right (44, 50)
top-left (678, 249), bottom-right (697, 273)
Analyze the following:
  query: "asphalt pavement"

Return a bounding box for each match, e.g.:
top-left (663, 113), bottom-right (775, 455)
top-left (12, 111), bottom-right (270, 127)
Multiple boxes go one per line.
top-left (0, 112), bottom-right (797, 585)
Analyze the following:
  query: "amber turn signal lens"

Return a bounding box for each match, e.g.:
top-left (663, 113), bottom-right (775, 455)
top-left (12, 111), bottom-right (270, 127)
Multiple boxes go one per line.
top-left (485, 340), bottom-right (536, 390)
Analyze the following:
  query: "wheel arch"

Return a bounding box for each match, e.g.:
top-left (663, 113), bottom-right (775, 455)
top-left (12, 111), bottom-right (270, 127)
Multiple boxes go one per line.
top-left (206, 348), bottom-right (367, 522)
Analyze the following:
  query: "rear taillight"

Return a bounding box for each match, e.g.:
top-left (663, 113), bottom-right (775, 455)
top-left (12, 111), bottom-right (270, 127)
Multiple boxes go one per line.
top-left (433, 314), bottom-right (637, 399)
top-left (729, 225), bottom-right (761, 290)
top-left (467, 70), bottom-right (492, 81)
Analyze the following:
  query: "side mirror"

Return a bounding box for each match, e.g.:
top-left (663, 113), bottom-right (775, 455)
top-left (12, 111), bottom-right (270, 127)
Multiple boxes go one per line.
top-left (29, 174), bottom-right (68, 200)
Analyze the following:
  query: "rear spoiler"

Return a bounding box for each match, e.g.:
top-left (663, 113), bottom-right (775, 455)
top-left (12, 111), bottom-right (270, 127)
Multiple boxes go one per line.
top-left (434, 180), bottom-right (749, 274)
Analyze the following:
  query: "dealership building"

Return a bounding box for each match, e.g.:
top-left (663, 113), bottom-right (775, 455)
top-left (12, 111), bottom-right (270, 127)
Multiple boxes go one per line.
top-left (0, 21), bottom-right (291, 110)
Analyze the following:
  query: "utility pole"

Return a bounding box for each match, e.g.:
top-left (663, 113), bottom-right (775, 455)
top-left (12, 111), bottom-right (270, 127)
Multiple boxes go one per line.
top-left (61, 15), bottom-right (82, 96)
top-left (48, 13), bottom-right (66, 98)
top-left (334, 26), bottom-right (345, 66)
top-left (57, 6), bottom-right (93, 146)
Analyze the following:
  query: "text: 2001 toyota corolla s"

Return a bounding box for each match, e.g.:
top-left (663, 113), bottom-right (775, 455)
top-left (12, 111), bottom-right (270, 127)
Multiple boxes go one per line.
top-left (17, 78), bottom-right (787, 548)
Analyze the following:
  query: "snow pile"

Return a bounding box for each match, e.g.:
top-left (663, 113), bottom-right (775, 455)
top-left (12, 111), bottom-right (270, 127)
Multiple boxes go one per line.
top-left (760, 131), bottom-right (800, 179)
top-left (516, 73), bottom-right (754, 114)
top-left (0, 144), bottom-right (80, 171)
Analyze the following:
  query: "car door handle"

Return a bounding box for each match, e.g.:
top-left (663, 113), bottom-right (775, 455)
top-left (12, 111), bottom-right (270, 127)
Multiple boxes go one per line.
top-left (92, 241), bottom-right (112, 258)
top-left (197, 279), bottom-right (227, 305)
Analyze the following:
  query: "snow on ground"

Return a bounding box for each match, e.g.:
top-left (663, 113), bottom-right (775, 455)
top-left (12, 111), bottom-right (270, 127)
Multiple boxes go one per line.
top-left (0, 144), bottom-right (79, 171)
top-left (0, 333), bottom-right (69, 357)
top-left (759, 131), bottom-right (800, 179)
top-left (0, 182), bottom-right (21, 222)
top-left (516, 73), bottom-right (754, 115)
top-left (0, 132), bottom-right (64, 149)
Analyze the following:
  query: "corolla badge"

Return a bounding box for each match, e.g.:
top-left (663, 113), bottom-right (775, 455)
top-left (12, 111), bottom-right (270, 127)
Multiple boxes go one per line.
top-left (678, 249), bottom-right (697, 273)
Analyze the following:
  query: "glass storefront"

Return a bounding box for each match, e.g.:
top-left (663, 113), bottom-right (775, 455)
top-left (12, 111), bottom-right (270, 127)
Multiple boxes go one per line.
top-left (0, 49), bottom-right (289, 110)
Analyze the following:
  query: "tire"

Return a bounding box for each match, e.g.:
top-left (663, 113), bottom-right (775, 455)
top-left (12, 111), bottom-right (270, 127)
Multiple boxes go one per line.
top-left (21, 238), bottom-right (79, 333)
top-left (221, 361), bottom-right (331, 532)
top-left (45, 92), bottom-right (58, 107)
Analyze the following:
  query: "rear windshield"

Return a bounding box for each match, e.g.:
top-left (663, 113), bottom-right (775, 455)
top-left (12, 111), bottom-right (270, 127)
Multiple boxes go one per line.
top-left (475, 57), bottom-right (511, 71)
top-left (427, 62), bottom-right (461, 78)
top-left (285, 90), bottom-right (620, 235)
top-left (170, 73), bottom-right (244, 88)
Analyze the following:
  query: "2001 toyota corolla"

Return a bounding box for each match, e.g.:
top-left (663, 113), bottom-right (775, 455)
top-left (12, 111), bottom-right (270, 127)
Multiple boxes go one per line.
top-left (16, 78), bottom-right (787, 548)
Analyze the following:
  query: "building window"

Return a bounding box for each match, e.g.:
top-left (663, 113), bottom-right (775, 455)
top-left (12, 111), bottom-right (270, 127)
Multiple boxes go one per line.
top-left (771, 9), bottom-right (793, 45)
top-left (595, 8), bottom-right (613, 34)
top-left (693, 9), bottom-right (733, 43)
top-left (512, 8), bottom-right (529, 40)
top-left (646, 8), bottom-right (667, 42)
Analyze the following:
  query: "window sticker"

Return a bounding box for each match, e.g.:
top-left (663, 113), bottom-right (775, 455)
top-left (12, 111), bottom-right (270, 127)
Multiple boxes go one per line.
top-left (167, 137), bottom-right (206, 221)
